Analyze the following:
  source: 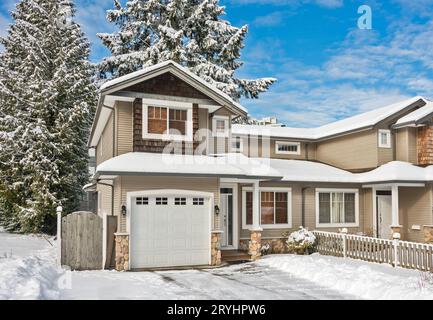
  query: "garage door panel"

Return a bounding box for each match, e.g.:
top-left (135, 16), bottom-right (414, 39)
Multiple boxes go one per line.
top-left (130, 194), bottom-right (210, 269)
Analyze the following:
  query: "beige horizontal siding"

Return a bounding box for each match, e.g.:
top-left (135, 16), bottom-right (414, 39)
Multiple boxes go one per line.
top-left (316, 130), bottom-right (378, 171)
top-left (399, 185), bottom-right (433, 243)
top-left (96, 113), bottom-right (114, 166)
top-left (116, 101), bottom-right (133, 156)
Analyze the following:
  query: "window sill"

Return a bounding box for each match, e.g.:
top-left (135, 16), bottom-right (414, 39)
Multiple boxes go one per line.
top-left (316, 223), bottom-right (359, 228)
top-left (275, 151), bottom-right (301, 155)
top-left (243, 224), bottom-right (292, 230)
top-left (142, 133), bottom-right (193, 142)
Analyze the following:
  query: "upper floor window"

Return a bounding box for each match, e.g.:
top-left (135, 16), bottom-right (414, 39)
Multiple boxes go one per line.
top-left (142, 102), bottom-right (192, 141)
top-left (231, 137), bottom-right (243, 152)
top-left (275, 141), bottom-right (301, 155)
top-left (378, 129), bottom-right (391, 148)
top-left (212, 116), bottom-right (229, 138)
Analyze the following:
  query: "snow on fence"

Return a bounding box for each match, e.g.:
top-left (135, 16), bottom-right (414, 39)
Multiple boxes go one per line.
top-left (313, 230), bottom-right (433, 272)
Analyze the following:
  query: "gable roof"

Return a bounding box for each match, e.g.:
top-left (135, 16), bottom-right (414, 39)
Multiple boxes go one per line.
top-left (99, 60), bottom-right (247, 114)
top-left (89, 60), bottom-right (247, 147)
top-left (393, 100), bottom-right (433, 129)
top-left (232, 96), bottom-right (427, 141)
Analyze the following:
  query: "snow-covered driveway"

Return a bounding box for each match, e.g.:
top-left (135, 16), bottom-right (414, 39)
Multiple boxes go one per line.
top-left (60, 262), bottom-right (349, 300)
top-left (1, 229), bottom-right (432, 300)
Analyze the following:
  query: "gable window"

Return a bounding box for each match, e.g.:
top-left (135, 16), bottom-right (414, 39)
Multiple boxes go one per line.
top-left (142, 102), bottom-right (193, 141)
top-left (242, 187), bottom-right (292, 229)
top-left (275, 141), bottom-right (301, 155)
top-left (212, 116), bottom-right (229, 137)
top-left (169, 109), bottom-right (187, 135)
top-left (148, 106), bottom-right (167, 134)
top-left (231, 137), bottom-right (243, 152)
top-left (316, 189), bottom-right (359, 227)
top-left (378, 129), bottom-right (391, 148)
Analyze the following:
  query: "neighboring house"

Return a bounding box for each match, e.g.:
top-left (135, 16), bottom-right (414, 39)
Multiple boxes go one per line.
top-left (86, 60), bottom-right (433, 271)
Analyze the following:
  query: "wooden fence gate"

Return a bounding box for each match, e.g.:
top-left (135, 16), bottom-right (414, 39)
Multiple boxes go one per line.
top-left (61, 211), bottom-right (103, 270)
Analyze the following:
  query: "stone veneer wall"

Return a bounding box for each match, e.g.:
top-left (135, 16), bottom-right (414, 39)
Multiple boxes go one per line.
top-left (240, 238), bottom-right (288, 254)
top-left (211, 231), bottom-right (222, 266)
top-left (417, 126), bottom-right (433, 165)
top-left (115, 234), bottom-right (129, 271)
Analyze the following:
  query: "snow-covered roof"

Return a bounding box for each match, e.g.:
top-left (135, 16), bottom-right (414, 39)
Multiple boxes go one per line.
top-left (261, 158), bottom-right (357, 183)
top-left (100, 60), bottom-right (247, 114)
top-left (96, 152), bottom-right (433, 184)
top-left (96, 152), bottom-right (282, 180)
top-left (233, 96), bottom-right (427, 140)
top-left (357, 161), bottom-right (430, 184)
top-left (393, 101), bottom-right (433, 128)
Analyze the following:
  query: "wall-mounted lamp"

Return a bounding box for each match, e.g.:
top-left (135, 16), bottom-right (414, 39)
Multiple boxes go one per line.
top-left (214, 205), bottom-right (220, 215)
top-left (121, 205), bottom-right (127, 216)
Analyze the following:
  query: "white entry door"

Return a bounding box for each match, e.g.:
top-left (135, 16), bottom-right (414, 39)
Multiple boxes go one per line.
top-left (130, 192), bottom-right (211, 269)
top-left (220, 186), bottom-right (237, 249)
top-left (377, 195), bottom-right (392, 239)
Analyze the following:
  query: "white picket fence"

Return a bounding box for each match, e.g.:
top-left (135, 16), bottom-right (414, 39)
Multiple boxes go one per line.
top-left (313, 230), bottom-right (433, 272)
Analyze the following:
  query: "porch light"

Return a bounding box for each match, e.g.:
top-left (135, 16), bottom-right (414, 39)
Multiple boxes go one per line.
top-left (121, 205), bottom-right (127, 216)
top-left (214, 205), bottom-right (220, 215)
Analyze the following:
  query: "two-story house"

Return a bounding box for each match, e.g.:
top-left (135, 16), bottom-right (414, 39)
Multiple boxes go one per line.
top-left (87, 60), bottom-right (433, 271)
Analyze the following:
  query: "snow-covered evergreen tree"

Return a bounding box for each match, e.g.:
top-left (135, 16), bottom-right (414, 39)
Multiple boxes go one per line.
top-left (98, 0), bottom-right (276, 100)
top-left (0, 0), bottom-right (96, 233)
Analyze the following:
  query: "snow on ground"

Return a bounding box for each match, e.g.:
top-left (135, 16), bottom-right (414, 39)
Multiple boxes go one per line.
top-left (259, 254), bottom-right (433, 300)
top-left (0, 228), bottom-right (432, 300)
top-left (0, 228), bottom-right (62, 299)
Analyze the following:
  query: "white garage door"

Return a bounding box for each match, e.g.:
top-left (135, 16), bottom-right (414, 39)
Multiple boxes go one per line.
top-left (130, 192), bottom-right (211, 269)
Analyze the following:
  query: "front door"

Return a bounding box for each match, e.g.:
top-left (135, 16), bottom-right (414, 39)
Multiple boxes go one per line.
top-left (377, 195), bottom-right (392, 239)
top-left (220, 187), bottom-right (235, 248)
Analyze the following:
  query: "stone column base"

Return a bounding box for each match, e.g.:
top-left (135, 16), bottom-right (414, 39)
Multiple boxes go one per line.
top-left (249, 229), bottom-right (262, 261)
top-left (115, 233), bottom-right (129, 271)
top-left (423, 225), bottom-right (433, 244)
top-left (211, 231), bottom-right (222, 266)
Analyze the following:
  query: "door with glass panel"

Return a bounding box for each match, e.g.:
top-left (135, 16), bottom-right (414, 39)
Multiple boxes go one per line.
top-left (220, 187), bottom-right (234, 248)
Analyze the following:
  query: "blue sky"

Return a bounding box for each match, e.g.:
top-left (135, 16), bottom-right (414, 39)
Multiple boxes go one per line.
top-left (1, 0), bottom-right (433, 127)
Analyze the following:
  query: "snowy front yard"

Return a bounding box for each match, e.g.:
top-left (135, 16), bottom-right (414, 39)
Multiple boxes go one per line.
top-left (0, 228), bottom-right (432, 300)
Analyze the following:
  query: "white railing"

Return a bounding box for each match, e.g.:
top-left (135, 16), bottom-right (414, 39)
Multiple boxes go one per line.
top-left (313, 230), bottom-right (433, 272)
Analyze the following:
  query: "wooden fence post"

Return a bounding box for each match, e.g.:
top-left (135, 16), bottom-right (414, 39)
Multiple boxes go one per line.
top-left (393, 232), bottom-right (401, 267)
top-left (340, 228), bottom-right (348, 258)
top-left (56, 205), bottom-right (63, 266)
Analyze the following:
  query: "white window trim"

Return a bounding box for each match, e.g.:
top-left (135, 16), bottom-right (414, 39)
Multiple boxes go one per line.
top-left (378, 129), bottom-right (391, 148)
top-left (142, 99), bottom-right (193, 142)
top-left (315, 188), bottom-right (359, 228)
top-left (230, 137), bottom-right (244, 152)
top-left (242, 187), bottom-right (292, 230)
top-left (275, 141), bottom-right (301, 155)
top-left (212, 115), bottom-right (230, 138)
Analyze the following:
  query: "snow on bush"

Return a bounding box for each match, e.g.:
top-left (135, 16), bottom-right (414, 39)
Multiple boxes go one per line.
top-left (286, 227), bottom-right (316, 254)
top-left (260, 243), bottom-right (271, 256)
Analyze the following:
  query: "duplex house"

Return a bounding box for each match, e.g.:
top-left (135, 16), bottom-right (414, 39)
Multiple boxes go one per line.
top-left (87, 60), bottom-right (433, 271)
